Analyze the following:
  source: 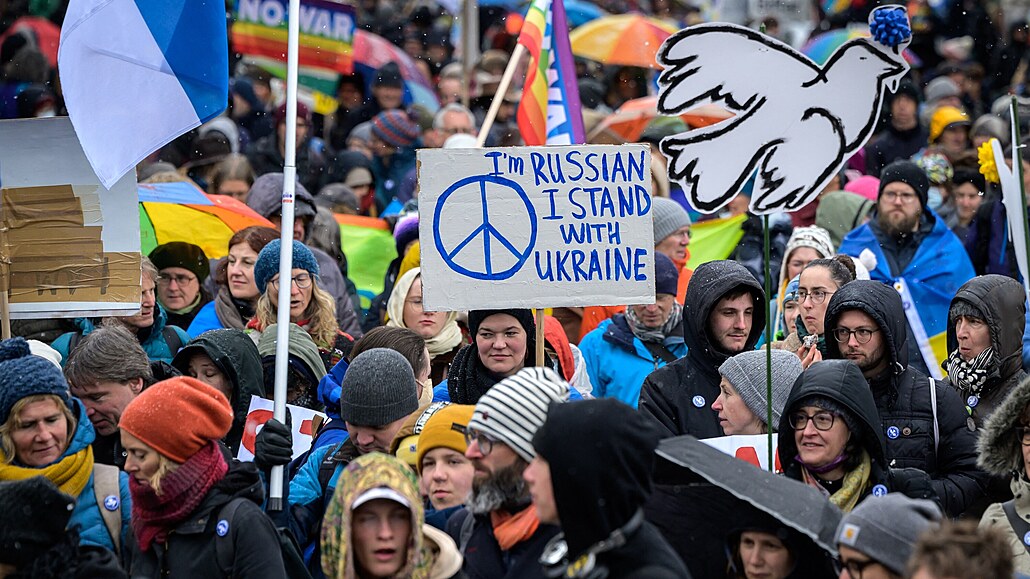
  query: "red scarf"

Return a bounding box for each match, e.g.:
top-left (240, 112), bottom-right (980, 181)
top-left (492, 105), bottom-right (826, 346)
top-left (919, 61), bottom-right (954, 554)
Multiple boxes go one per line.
top-left (129, 441), bottom-right (228, 551)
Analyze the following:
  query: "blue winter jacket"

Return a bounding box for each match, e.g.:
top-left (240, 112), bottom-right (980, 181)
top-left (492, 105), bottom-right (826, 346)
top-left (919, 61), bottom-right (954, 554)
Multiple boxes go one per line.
top-left (51, 306), bottom-right (190, 366)
top-left (433, 379), bottom-right (584, 403)
top-left (185, 300), bottom-right (223, 337)
top-left (579, 316), bottom-right (687, 408)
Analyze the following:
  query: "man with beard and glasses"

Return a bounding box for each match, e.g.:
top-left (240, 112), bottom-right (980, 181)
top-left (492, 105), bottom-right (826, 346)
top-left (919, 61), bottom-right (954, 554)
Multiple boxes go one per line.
top-left (839, 160), bottom-right (974, 375)
top-left (446, 367), bottom-right (570, 579)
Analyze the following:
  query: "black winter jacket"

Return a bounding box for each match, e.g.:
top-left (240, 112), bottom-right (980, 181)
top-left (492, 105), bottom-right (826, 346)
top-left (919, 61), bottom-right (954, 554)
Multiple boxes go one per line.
top-left (639, 260), bottom-right (766, 439)
top-left (825, 281), bottom-right (989, 516)
top-left (129, 462), bottom-right (285, 579)
top-left (446, 506), bottom-right (559, 579)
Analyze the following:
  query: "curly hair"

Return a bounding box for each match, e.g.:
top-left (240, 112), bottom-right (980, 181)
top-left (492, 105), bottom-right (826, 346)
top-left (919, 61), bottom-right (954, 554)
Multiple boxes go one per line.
top-left (254, 278), bottom-right (339, 347)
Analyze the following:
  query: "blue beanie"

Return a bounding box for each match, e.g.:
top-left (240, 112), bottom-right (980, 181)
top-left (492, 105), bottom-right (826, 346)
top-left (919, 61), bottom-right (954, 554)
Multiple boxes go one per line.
top-left (0, 338), bottom-right (71, 425)
top-left (655, 252), bottom-right (679, 296)
top-left (782, 274), bottom-right (801, 306)
top-left (253, 239), bottom-right (320, 292)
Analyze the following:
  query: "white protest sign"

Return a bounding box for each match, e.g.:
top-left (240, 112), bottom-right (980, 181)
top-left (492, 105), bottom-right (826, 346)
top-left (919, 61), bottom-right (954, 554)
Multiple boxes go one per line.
top-left (418, 144), bottom-right (654, 310)
top-left (237, 396), bottom-right (328, 462)
top-left (701, 434), bottom-right (781, 473)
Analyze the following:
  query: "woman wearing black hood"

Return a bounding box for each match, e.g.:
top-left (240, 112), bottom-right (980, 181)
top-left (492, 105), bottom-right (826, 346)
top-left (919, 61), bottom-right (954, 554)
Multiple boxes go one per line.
top-left (171, 329), bottom-right (266, 455)
top-left (440, 309), bottom-right (541, 404)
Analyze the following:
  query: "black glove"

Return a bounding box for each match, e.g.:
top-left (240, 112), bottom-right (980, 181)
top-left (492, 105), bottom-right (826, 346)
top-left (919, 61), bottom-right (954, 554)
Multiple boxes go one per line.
top-left (254, 418), bottom-right (293, 471)
top-left (888, 467), bottom-right (940, 506)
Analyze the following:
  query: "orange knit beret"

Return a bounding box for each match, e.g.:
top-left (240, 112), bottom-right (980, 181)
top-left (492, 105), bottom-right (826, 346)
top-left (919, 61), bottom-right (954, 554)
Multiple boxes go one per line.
top-left (119, 377), bottom-right (233, 463)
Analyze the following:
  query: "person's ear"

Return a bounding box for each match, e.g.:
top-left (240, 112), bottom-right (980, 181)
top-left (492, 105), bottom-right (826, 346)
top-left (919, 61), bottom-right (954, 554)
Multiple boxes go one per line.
top-left (128, 377), bottom-right (144, 396)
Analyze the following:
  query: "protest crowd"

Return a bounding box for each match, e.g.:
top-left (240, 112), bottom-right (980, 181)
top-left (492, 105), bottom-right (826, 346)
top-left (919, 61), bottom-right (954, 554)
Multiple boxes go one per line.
top-left (14, 0), bottom-right (1030, 577)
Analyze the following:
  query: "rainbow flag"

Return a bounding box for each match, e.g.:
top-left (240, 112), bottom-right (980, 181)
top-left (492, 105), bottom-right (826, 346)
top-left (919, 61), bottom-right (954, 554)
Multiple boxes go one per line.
top-left (516, 0), bottom-right (584, 145)
top-left (231, 0), bottom-right (355, 102)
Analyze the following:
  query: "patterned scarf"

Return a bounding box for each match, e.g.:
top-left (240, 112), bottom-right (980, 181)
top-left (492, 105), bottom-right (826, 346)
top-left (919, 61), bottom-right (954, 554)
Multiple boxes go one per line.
top-left (946, 347), bottom-right (995, 396)
top-left (0, 444), bottom-right (94, 497)
top-left (799, 449), bottom-right (871, 513)
top-left (625, 303), bottom-right (683, 344)
top-left (129, 441), bottom-right (228, 551)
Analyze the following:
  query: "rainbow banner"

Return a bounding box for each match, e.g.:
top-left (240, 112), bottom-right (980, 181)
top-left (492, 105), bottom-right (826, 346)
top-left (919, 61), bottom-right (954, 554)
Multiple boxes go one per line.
top-left (335, 214), bottom-right (398, 309)
top-left (516, 0), bottom-right (584, 145)
top-left (231, 0), bottom-right (356, 101)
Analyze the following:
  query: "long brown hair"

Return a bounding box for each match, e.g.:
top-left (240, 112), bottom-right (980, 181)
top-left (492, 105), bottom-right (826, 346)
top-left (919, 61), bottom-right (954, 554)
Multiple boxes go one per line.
top-left (214, 226), bottom-right (279, 286)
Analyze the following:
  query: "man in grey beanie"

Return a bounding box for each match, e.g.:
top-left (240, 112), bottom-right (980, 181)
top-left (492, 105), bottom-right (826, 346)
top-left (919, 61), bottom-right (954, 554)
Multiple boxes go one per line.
top-left (836, 493), bottom-right (942, 579)
top-left (652, 197), bottom-right (692, 265)
top-left (448, 367), bottom-right (569, 578)
top-left (714, 349), bottom-right (803, 434)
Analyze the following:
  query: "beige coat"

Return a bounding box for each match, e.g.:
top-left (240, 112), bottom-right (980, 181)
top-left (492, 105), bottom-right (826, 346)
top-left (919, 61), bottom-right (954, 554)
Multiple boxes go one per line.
top-left (980, 476), bottom-right (1030, 575)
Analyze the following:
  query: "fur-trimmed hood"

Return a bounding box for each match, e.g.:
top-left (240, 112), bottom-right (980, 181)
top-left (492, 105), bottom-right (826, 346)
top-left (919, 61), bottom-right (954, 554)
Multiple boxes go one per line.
top-left (978, 375), bottom-right (1030, 477)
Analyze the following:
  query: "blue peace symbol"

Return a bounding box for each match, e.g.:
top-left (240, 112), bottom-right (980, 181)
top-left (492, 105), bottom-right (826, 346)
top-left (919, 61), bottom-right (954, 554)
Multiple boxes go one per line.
top-left (433, 174), bottom-right (537, 281)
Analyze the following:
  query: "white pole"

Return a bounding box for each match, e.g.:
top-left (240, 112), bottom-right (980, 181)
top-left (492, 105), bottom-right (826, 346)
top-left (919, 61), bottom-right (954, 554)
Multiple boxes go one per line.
top-left (268, 0), bottom-right (302, 511)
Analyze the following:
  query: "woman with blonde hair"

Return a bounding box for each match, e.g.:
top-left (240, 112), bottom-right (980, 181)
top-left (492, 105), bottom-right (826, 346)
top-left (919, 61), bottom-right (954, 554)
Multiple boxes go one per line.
top-left (248, 239), bottom-right (354, 370)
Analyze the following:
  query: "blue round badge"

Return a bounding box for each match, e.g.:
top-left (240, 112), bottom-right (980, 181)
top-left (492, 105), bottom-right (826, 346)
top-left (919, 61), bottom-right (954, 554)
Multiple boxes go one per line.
top-left (872, 485), bottom-right (888, 497)
top-left (692, 395), bottom-right (706, 408)
top-left (103, 495), bottom-right (119, 511)
top-left (216, 520), bottom-right (230, 537)
top-left (967, 395), bottom-right (979, 408)
top-left (886, 426), bottom-right (900, 439)
top-left (1024, 531), bottom-right (1030, 546)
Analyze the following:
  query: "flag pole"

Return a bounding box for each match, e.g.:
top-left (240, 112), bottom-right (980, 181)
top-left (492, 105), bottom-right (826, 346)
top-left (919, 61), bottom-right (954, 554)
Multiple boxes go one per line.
top-left (476, 43), bottom-right (526, 147)
top-left (0, 264), bottom-right (10, 340)
top-left (535, 308), bottom-right (545, 366)
top-left (268, 0), bottom-right (303, 512)
top-left (1012, 97), bottom-right (1030, 305)
top-left (462, 0), bottom-right (479, 109)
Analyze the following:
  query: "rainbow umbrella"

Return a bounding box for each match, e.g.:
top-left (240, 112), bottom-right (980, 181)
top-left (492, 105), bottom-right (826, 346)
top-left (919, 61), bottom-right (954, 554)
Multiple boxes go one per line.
top-left (138, 182), bottom-right (274, 259)
top-left (570, 14), bottom-right (679, 69)
top-left (593, 95), bottom-right (734, 141)
top-left (354, 30), bottom-right (440, 113)
top-left (802, 28), bottom-right (922, 67)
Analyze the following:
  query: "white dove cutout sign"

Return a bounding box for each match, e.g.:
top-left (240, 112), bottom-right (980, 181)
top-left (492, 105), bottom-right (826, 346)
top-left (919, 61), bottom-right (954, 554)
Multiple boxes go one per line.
top-left (417, 144), bottom-right (655, 311)
top-left (656, 5), bottom-right (912, 215)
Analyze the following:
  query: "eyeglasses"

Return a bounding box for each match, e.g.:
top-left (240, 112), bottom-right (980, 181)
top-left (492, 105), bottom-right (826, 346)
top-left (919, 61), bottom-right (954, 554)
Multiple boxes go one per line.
top-left (881, 190), bottom-right (919, 204)
top-left (833, 556), bottom-right (879, 578)
top-left (832, 327), bottom-right (880, 344)
top-left (1016, 426), bottom-right (1030, 446)
top-left (405, 298), bottom-right (424, 311)
top-left (464, 428), bottom-right (499, 456)
top-left (270, 273), bottom-right (312, 290)
top-left (788, 411), bottom-right (837, 431)
top-left (157, 273), bottom-right (197, 287)
top-left (797, 290), bottom-right (833, 304)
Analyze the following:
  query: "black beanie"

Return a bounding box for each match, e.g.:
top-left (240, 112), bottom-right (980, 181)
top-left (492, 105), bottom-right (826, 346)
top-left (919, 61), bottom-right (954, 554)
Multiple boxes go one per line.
top-left (533, 399), bottom-right (662, 560)
top-left (0, 477), bottom-right (75, 566)
top-left (468, 309), bottom-right (535, 337)
top-left (878, 160), bottom-right (930, 209)
top-left (893, 80), bottom-right (921, 105)
top-left (149, 241), bottom-right (210, 281)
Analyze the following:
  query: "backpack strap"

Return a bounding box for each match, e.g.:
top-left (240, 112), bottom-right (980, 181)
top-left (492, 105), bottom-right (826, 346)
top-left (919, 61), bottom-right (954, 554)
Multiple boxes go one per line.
top-left (92, 463), bottom-right (122, 556)
top-left (162, 326), bottom-right (183, 355)
top-left (213, 498), bottom-right (248, 574)
top-left (317, 443), bottom-right (343, 494)
top-left (1003, 499), bottom-right (1030, 555)
top-left (458, 509), bottom-right (476, 556)
top-left (642, 341), bottom-right (678, 365)
top-left (67, 332), bottom-right (83, 357)
top-left (928, 377), bottom-right (940, 454)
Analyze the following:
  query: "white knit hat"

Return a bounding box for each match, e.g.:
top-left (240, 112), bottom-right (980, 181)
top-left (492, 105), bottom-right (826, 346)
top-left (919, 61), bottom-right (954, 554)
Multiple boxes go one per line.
top-left (467, 367), bottom-right (570, 462)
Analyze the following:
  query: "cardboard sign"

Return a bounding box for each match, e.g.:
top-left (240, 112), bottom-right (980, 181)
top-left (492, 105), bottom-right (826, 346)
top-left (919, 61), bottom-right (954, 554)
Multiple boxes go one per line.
top-left (0, 117), bottom-right (141, 319)
top-left (418, 145), bottom-right (655, 310)
top-left (656, 6), bottom-right (910, 215)
top-left (701, 434), bottom-right (781, 473)
top-left (238, 396), bottom-right (329, 462)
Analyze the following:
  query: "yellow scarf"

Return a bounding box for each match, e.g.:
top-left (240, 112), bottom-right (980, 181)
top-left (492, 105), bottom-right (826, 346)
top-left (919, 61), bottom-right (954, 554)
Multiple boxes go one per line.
top-left (0, 445), bottom-right (95, 497)
top-left (801, 450), bottom-right (871, 513)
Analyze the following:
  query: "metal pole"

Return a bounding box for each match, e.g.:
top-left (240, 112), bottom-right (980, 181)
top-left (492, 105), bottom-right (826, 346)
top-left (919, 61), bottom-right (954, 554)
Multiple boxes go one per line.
top-left (462, 0), bottom-right (479, 108)
top-left (764, 214), bottom-right (773, 472)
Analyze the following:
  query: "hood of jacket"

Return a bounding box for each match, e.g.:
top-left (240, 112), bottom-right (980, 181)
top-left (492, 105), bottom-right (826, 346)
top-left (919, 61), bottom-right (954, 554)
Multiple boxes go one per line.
top-left (245, 173), bottom-right (316, 222)
top-left (683, 260), bottom-right (766, 369)
top-left (172, 329), bottom-right (266, 453)
top-left (777, 359), bottom-right (887, 470)
top-left (825, 280), bottom-right (907, 374)
top-left (257, 323), bottom-right (327, 381)
top-left (978, 374), bottom-right (1030, 477)
top-left (532, 398), bottom-right (662, 561)
top-left (62, 398), bottom-right (96, 461)
top-left (946, 274), bottom-right (1026, 382)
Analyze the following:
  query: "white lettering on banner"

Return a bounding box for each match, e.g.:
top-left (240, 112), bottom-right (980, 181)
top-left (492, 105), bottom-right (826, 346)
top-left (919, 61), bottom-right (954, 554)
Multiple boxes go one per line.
top-left (418, 144), bottom-right (655, 310)
top-left (237, 0), bottom-right (354, 42)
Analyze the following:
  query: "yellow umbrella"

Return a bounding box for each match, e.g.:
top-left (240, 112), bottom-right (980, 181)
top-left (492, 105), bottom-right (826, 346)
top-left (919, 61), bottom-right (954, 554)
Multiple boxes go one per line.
top-left (570, 14), bottom-right (679, 69)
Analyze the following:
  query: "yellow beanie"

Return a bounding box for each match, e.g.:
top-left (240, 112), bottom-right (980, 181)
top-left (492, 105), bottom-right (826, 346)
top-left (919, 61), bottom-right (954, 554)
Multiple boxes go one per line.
top-left (929, 106), bottom-right (970, 143)
top-left (416, 404), bottom-right (475, 473)
top-left (397, 240), bottom-right (421, 282)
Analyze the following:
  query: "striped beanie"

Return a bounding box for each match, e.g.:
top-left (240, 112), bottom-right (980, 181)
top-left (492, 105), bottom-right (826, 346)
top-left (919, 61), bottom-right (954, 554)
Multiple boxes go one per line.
top-left (371, 110), bottom-right (420, 148)
top-left (467, 367), bottom-right (570, 462)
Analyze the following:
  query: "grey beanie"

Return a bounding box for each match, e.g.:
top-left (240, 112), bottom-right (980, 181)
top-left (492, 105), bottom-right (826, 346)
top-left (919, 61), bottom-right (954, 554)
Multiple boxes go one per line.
top-left (719, 350), bottom-right (802, 427)
top-left (467, 367), bottom-right (570, 462)
top-left (924, 76), bottom-right (960, 106)
top-left (340, 348), bottom-right (419, 427)
top-left (836, 494), bottom-right (942, 574)
top-left (949, 299), bottom-right (986, 324)
top-left (651, 198), bottom-right (692, 246)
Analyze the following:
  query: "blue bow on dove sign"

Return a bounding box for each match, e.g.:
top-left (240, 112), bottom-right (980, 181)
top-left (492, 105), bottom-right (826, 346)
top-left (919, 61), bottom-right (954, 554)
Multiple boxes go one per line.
top-left (656, 5), bottom-right (911, 215)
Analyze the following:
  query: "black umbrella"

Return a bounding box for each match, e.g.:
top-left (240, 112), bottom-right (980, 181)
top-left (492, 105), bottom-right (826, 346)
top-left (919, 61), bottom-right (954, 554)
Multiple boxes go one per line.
top-left (655, 434), bottom-right (843, 554)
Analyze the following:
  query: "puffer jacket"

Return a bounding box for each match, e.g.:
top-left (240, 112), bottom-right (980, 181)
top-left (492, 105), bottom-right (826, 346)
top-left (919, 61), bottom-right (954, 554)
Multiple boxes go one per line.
top-left (976, 373), bottom-right (1030, 575)
top-left (51, 308), bottom-right (190, 366)
top-left (579, 316), bottom-right (686, 408)
top-left (942, 275), bottom-right (1028, 427)
top-left (171, 330), bottom-right (266, 455)
top-left (825, 281), bottom-right (989, 516)
top-left (638, 260), bottom-right (766, 439)
top-left (130, 461), bottom-right (284, 578)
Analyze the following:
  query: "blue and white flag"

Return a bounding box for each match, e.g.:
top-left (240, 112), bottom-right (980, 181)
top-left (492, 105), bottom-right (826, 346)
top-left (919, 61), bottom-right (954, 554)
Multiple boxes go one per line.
top-left (59, 0), bottom-right (228, 189)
